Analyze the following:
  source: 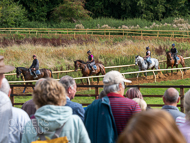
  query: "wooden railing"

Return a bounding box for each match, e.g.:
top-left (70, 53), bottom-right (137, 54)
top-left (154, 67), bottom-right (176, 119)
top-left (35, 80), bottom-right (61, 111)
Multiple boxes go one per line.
top-left (0, 28), bottom-right (190, 40)
top-left (10, 84), bottom-right (188, 112)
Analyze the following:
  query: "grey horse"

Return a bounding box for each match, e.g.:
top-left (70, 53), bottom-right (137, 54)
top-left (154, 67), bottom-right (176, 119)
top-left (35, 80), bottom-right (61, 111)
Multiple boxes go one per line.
top-left (135, 55), bottom-right (161, 78)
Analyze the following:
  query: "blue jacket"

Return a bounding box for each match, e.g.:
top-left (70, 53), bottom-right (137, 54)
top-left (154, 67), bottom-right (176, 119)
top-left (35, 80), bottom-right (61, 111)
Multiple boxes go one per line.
top-left (65, 97), bottom-right (85, 121)
top-left (84, 96), bottom-right (118, 143)
top-left (162, 105), bottom-right (185, 120)
top-left (21, 105), bottom-right (90, 143)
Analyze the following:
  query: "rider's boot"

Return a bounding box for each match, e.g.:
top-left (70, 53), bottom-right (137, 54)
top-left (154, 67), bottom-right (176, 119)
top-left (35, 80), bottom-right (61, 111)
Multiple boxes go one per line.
top-left (33, 71), bottom-right (38, 79)
top-left (175, 58), bottom-right (178, 65)
top-left (91, 66), bottom-right (95, 73)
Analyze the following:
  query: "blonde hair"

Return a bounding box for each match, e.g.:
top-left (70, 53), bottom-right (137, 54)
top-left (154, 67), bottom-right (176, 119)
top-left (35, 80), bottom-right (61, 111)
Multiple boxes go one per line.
top-left (33, 78), bottom-right (66, 108)
top-left (117, 110), bottom-right (186, 143)
top-left (184, 89), bottom-right (190, 120)
top-left (132, 98), bottom-right (147, 111)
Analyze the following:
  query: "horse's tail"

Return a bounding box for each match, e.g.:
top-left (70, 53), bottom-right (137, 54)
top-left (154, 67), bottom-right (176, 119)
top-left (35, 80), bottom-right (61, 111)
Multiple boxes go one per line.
top-left (49, 69), bottom-right (53, 78)
top-left (180, 56), bottom-right (185, 67)
top-left (99, 64), bottom-right (106, 75)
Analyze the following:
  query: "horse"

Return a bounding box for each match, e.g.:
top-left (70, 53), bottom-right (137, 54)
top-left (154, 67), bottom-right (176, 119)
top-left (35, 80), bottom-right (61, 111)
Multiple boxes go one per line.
top-left (135, 55), bottom-right (161, 79)
top-left (16, 67), bottom-right (53, 93)
top-left (166, 51), bottom-right (186, 74)
top-left (74, 60), bottom-right (106, 84)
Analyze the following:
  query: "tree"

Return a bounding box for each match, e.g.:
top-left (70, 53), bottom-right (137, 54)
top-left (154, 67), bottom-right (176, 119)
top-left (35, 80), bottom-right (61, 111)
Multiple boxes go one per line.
top-left (14, 0), bottom-right (63, 22)
top-left (52, 0), bottom-right (91, 22)
top-left (0, 0), bottom-right (27, 27)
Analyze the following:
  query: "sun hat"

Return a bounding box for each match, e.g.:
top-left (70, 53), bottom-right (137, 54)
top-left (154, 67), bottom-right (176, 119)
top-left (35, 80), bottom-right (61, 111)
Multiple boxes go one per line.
top-left (103, 70), bottom-right (132, 86)
top-left (0, 56), bottom-right (14, 73)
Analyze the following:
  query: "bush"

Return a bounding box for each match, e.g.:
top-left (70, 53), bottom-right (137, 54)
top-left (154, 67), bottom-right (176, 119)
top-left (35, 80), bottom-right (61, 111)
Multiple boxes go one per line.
top-left (0, 0), bottom-right (28, 27)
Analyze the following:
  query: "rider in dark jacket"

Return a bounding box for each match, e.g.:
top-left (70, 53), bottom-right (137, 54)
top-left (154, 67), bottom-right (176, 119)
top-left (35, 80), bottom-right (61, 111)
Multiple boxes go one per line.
top-left (171, 43), bottom-right (178, 64)
top-left (30, 54), bottom-right (39, 78)
top-left (87, 50), bottom-right (95, 73)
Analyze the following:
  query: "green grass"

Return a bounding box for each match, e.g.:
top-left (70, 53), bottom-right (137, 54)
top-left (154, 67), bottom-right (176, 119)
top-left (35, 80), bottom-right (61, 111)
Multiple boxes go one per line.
top-left (14, 78), bottom-right (190, 109)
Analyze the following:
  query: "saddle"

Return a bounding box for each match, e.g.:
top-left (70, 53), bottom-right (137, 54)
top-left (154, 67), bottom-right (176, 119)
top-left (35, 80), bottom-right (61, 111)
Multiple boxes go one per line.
top-left (87, 64), bottom-right (97, 70)
top-left (29, 69), bottom-right (41, 76)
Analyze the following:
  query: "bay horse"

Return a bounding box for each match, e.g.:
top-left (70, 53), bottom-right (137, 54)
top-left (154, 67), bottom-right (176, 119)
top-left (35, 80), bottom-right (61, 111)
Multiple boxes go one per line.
top-left (74, 60), bottom-right (106, 84)
top-left (166, 51), bottom-right (186, 74)
top-left (16, 67), bottom-right (53, 93)
top-left (135, 55), bottom-right (162, 79)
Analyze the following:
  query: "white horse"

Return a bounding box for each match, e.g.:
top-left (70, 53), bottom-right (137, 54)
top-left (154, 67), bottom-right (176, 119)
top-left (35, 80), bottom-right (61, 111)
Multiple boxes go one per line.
top-left (135, 55), bottom-right (161, 78)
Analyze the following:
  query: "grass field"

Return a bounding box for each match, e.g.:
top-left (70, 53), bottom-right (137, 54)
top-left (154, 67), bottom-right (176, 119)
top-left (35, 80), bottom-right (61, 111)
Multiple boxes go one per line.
top-left (14, 78), bottom-right (190, 109)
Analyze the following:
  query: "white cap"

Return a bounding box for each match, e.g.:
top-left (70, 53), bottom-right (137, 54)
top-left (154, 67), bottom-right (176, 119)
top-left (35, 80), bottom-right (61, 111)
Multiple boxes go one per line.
top-left (103, 71), bottom-right (132, 86)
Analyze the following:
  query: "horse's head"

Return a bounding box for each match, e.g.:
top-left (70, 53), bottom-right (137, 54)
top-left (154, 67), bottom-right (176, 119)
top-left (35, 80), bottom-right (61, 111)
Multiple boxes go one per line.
top-left (74, 61), bottom-right (79, 71)
top-left (135, 55), bottom-right (139, 65)
top-left (16, 67), bottom-right (21, 78)
top-left (166, 51), bottom-right (172, 60)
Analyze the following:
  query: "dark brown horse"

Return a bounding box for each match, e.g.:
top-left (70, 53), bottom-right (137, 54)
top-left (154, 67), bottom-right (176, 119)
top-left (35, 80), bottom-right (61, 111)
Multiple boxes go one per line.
top-left (74, 60), bottom-right (106, 84)
top-left (16, 67), bottom-right (53, 92)
top-left (166, 51), bottom-right (186, 74)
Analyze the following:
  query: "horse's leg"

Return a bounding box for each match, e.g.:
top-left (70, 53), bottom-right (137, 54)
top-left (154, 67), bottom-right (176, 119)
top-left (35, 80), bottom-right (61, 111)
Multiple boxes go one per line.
top-left (145, 72), bottom-right (147, 79)
top-left (171, 65), bottom-right (174, 75)
top-left (137, 68), bottom-right (141, 79)
top-left (176, 65), bottom-right (178, 74)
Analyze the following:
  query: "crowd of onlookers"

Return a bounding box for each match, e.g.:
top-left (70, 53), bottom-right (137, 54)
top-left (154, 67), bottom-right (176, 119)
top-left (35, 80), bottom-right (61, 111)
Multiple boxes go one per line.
top-left (0, 57), bottom-right (190, 143)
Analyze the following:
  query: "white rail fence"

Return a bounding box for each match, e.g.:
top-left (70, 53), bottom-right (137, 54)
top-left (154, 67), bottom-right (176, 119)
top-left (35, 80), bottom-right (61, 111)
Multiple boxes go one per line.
top-left (8, 66), bottom-right (189, 84)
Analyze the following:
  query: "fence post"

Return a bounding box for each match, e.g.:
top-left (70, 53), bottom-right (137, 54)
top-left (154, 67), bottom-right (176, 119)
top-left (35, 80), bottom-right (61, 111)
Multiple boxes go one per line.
top-left (157, 31), bottom-right (159, 38)
top-left (180, 85), bottom-right (184, 112)
top-left (10, 86), bottom-right (14, 107)
top-left (88, 78), bottom-right (91, 91)
top-left (141, 30), bottom-right (143, 40)
top-left (109, 32), bottom-right (110, 40)
top-left (180, 69), bottom-right (183, 79)
top-left (74, 32), bottom-right (75, 39)
top-left (57, 73), bottom-right (59, 79)
top-left (95, 87), bottom-right (99, 99)
top-left (123, 30), bottom-right (124, 37)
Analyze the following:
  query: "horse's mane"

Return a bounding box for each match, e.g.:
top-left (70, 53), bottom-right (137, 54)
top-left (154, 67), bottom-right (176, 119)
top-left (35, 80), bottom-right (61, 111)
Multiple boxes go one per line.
top-left (17, 67), bottom-right (28, 71)
top-left (76, 60), bottom-right (86, 64)
top-left (166, 51), bottom-right (171, 54)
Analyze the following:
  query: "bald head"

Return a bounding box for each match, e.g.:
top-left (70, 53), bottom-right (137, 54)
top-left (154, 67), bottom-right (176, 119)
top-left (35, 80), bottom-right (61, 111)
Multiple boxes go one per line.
top-left (163, 88), bottom-right (179, 104)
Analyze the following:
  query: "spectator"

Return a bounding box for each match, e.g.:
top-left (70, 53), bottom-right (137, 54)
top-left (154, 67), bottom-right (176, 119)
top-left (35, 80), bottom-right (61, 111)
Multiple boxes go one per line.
top-left (176, 116), bottom-right (186, 126)
top-left (117, 110), bottom-right (186, 143)
top-left (98, 90), bottom-right (106, 99)
top-left (60, 75), bottom-right (85, 121)
top-left (21, 78), bottom-right (90, 143)
top-left (162, 88), bottom-right (185, 120)
top-left (0, 78), bottom-right (30, 143)
top-left (132, 98), bottom-right (147, 111)
top-left (85, 71), bottom-right (140, 143)
top-left (126, 88), bottom-right (143, 99)
top-left (179, 89), bottom-right (190, 142)
top-left (21, 78), bottom-right (45, 118)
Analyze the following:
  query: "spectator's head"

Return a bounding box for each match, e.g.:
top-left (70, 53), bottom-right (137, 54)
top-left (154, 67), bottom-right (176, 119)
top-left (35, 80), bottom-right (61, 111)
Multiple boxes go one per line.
top-left (99, 90), bottom-right (107, 99)
top-left (59, 75), bottom-right (76, 100)
top-left (163, 88), bottom-right (179, 106)
top-left (117, 110), bottom-right (185, 143)
top-left (184, 90), bottom-right (190, 121)
top-left (126, 88), bottom-right (143, 99)
top-left (103, 71), bottom-right (131, 96)
top-left (132, 98), bottom-right (147, 111)
top-left (35, 78), bottom-right (46, 87)
top-left (33, 78), bottom-right (66, 109)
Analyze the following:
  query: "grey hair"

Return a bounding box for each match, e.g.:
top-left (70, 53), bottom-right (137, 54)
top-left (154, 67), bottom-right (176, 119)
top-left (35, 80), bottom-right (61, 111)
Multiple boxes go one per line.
top-left (59, 75), bottom-right (75, 93)
top-left (184, 90), bottom-right (190, 121)
top-left (163, 88), bottom-right (179, 103)
top-left (103, 82), bottom-right (125, 94)
top-left (0, 78), bottom-right (10, 96)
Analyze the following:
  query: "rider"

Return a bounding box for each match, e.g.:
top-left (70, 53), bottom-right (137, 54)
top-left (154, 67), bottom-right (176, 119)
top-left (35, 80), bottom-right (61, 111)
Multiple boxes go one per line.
top-left (30, 54), bottom-right (39, 79)
top-left (144, 47), bottom-right (151, 66)
top-left (87, 50), bottom-right (95, 73)
top-left (171, 43), bottom-right (178, 65)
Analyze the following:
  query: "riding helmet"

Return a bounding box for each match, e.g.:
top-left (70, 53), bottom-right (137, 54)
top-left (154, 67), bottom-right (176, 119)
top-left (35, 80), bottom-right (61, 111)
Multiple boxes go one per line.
top-left (87, 50), bottom-right (91, 54)
top-left (146, 47), bottom-right (149, 50)
top-left (33, 54), bottom-right (36, 57)
top-left (172, 43), bottom-right (175, 47)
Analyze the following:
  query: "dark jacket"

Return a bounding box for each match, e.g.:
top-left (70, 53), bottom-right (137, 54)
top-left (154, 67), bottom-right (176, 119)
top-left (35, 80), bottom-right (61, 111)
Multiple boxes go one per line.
top-left (30, 59), bottom-right (39, 70)
top-left (162, 105), bottom-right (185, 120)
top-left (84, 96), bottom-right (118, 143)
top-left (171, 48), bottom-right (178, 55)
top-left (21, 99), bottom-right (36, 118)
top-left (65, 97), bottom-right (85, 121)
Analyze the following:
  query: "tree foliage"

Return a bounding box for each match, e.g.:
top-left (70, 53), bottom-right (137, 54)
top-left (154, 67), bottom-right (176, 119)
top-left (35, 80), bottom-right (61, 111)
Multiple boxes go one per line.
top-left (52, 0), bottom-right (91, 22)
top-left (0, 0), bottom-right (27, 27)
